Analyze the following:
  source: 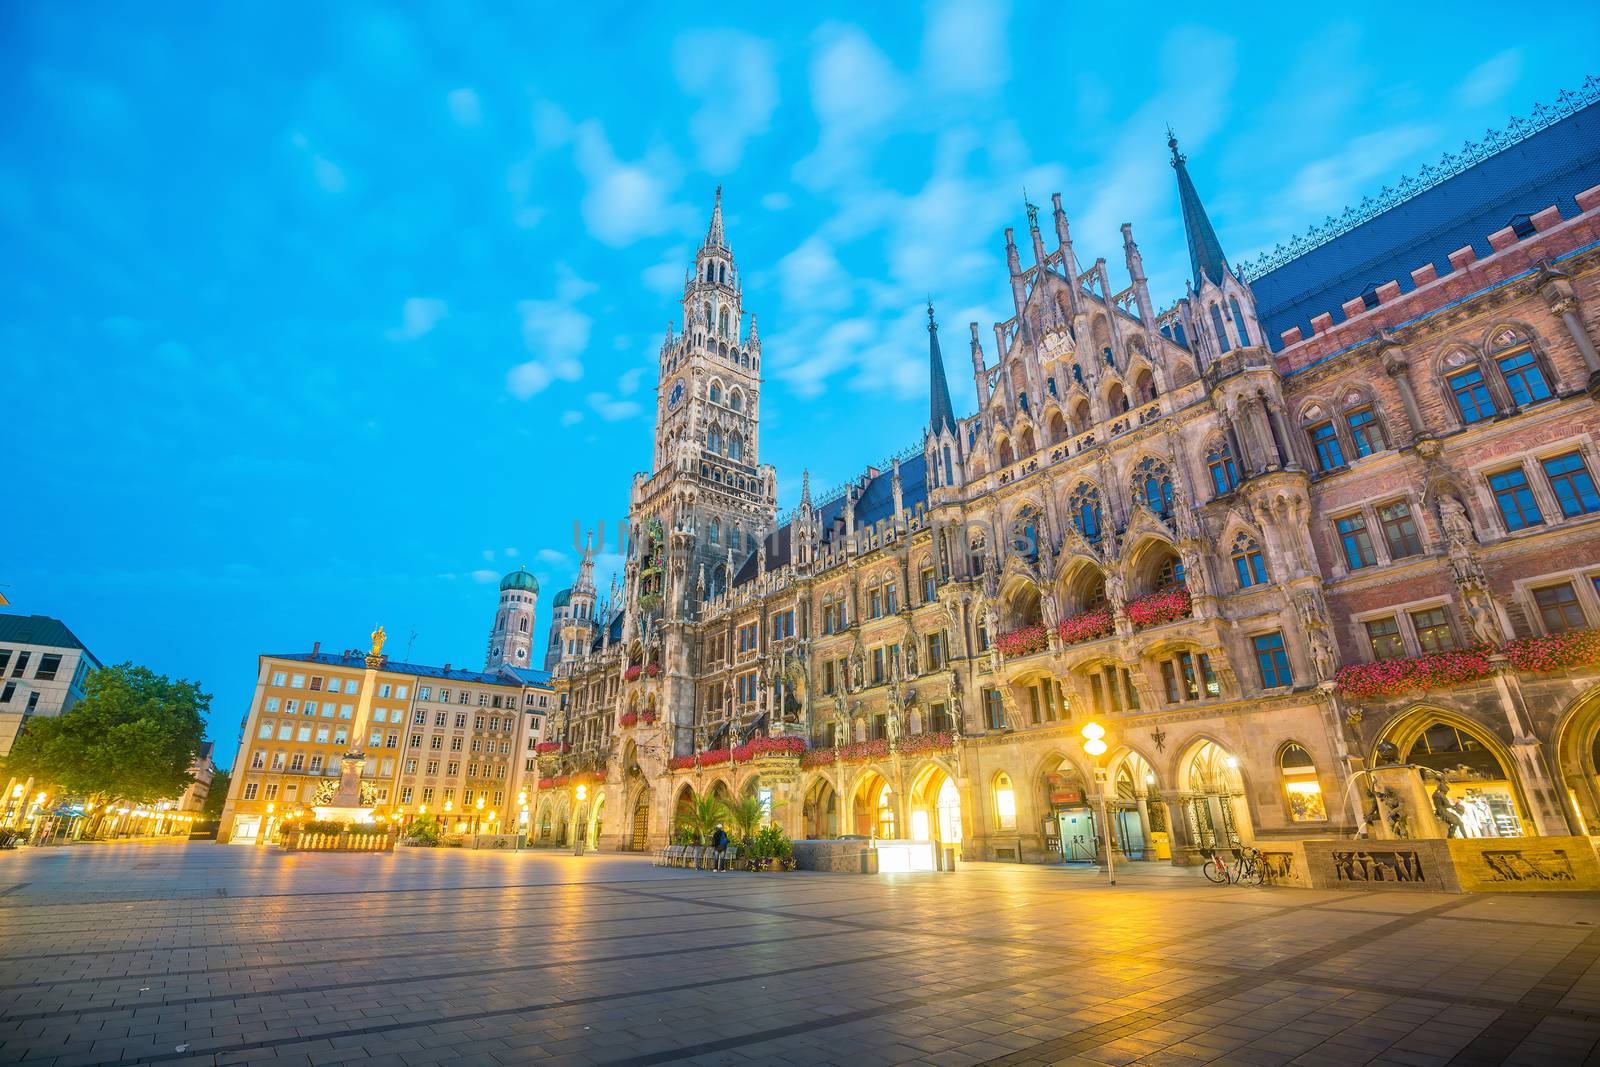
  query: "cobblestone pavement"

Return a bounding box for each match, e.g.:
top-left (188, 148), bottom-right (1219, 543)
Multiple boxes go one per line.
top-left (1, 844), bottom-right (1598, 1067)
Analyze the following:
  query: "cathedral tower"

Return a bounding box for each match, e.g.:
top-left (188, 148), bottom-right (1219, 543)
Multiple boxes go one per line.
top-left (485, 568), bottom-right (539, 670)
top-left (1169, 131), bottom-right (1262, 364)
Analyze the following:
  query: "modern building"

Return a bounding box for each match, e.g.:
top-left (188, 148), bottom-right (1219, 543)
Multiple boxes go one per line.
top-left (0, 613), bottom-right (102, 757)
top-left (216, 575), bottom-right (556, 843)
top-left (534, 85), bottom-right (1600, 865)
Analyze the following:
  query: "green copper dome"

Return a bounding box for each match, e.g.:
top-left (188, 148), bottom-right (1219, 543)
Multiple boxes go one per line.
top-left (500, 568), bottom-right (539, 593)
top-left (552, 587), bottom-right (572, 608)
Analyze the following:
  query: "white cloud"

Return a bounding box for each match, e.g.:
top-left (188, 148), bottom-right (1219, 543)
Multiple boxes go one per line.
top-left (921, 0), bottom-right (1010, 95)
top-left (385, 297), bottom-right (447, 342)
top-left (588, 391), bottom-right (642, 422)
top-left (505, 155), bottom-right (546, 229)
top-left (507, 300), bottom-right (589, 399)
top-left (761, 191), bottom-right (792, 211)
top-left (1456, 50), bottom-right (1522, 109)
top-left (773, 316), bottom-right (876, 398)
top-left (778, 235), bottom-right (850, 312)
top-left (556, 263), bottom-right (597, 302)
top-left (561, 410), bottom-right (584, 426)
top-left (573, 121), bottom-right (682, 247)
top-left (617, 367), bottom-right (646, 396)
top-left (793, 25), bottom-right (907, 190)
top-left (1281, 124), bottom-right (1435, 219)
top-left (536, 548), bottom-right (568, 566)
top-left (289, 130), bottom-right (348, 194)
top-left (481, 549), bottom-right (496, 561)
top-left (505, 548), bottom-right (519, 557)
top-left (674, 30), bottom-right (778, 173)
top-left (470, 569), bottom-right (499, 583)
top-left (447, 87), bottom-right (482, 126)
top-left (642, 245), bottom-right (690, 295)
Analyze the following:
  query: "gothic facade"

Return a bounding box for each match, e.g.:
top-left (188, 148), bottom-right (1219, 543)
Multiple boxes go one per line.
top-left (533, 129), bottom-right (1600, 865)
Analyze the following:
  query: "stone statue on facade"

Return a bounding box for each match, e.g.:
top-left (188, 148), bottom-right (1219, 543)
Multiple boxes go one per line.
top-left (1439, 494), bottom-right (1476, 546)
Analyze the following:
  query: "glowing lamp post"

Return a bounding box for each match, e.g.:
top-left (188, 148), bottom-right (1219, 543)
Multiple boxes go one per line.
top-left (1080, 721), bottom-right (1116, 887)
top-left (573, 783), bottom-right (588, 857)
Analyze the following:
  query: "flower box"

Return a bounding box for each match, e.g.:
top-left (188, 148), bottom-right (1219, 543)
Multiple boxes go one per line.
top-left (534, 741), bottom-right (569, 754)
top-left (623, 665), bottom-right (642, 682)
top-left (1127, 587), bottom-right (1192, 629)
top-left (645, 662), bottom-right (662, 678)
top-left (800, 746), bottom-right (838, 769)
top-left (536, 777), bottom-right (555, 790)
top-left (838, 739), bottom-right (890, 763)
top-left (1057, 607), bottom-right (1113, 645)
top-left (551, 775), bottom-right (570, 787)
top-left (698, 749), bottom-right (732, 768)
top-left (641, 709), bottom-right (657, 724)
top-left (1503, 628), bottom-right (1600, 673)
top-left (1335, 648), bottom-right (1495, 699)
top-left (897, 732), bottom-right (956, 757)
top-left (995, 625), bottom-right (1049, 657)
top-left (731, 736), bottom-right (806, 762)
top-left (619, 712), bottom-right (639, 728)
top-left (667, 755), bottom-right (697, 771)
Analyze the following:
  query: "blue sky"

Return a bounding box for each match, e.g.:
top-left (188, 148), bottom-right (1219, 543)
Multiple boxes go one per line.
top-left (3, 3), bottom-right (1596, 764)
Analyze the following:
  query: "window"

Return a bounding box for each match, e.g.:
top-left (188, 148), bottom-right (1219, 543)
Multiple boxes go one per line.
top-left (1496, 350), bottom-right (1551, 408)
top-left (33, 654), bottom-right (62, 681)
top-left (9, 652), bottom-right (26, 677)
top-left (1346, 407), bottom-right (1385, 458)
top-left (290, 674), bottom-right (305, 689)
top-left (289, 752), bottom-right (305, 772)
top-left (1231, 534), bottom-right (1267, 588)
top-left (243, 783), bottom-right (259, 801)
top-left (1365, 617), bottom-right (1405, 660)
top-left (993, 773), bottom-right (1017, 830)
top-left (869, 588), bottom-right (882, 619)
top-left (1410, 607), bottom-right (1456, 653)
top-left (271, 671), bottom-right (287, 686)
top-left (1448, 366), bottom-right (1496, 424)
top-left (249, 750), bottom-right (265, 769)
top-left (1541, 453), bottom-right (1600, 518)
top-left (418, 686), bottom-right (431, 701)
top-left (926, 632), bottom-right (943, 670)
top-left (1336, 514), bottom-right (1377, 569)
top-left (885, 583), bottom-right (898, 614)
top-left (1377, 501), bottom-right (1423, 559)
top-left (983, 688), bottom-right (1005, 731)
top-left (1253, 632), bottom-right (1292, 688)
top-left (1280, 744), bottom-right (1325, 822)
top-left (1490, 467), bottom-right (1543, 531)
top-left (1308, 421), bottom-right (1345, 472)
top-left (921, 568), bottom-right (936, 603)
top-left (871, 648), bottom-right (885, 685)
top-left (1533, 583), bottom-right (1586, 633)
top-left (1206, 442), bottom-right (1239, 496)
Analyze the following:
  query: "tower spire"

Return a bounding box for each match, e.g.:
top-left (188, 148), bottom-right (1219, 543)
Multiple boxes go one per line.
top-left (705, 185), bottom-right (726, 249)
top-left (927, 301), bottom-right (956, 436)
top-left (1168, 130), bottom-right (1230, 289)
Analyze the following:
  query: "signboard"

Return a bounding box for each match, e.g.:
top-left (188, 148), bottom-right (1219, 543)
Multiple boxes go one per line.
top-left (1047, 772), bottom-right (1084, 806)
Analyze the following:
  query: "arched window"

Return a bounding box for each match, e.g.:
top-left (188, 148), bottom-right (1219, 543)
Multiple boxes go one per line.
top-left (1131, 457), bottom-right (1173, 515)
top-left (997, 438), bottom-right (1016, 468)
top-left (704, 263), bottom-right (714, 282)
top-left (519, 617), bottom-right (529, 632)
top-left (717, 262), bottom-right (726, 284)
top-left (1280, 744), bottom-right (1325, 821)
top-left (1071, 399), bottom-right (1091, 434)
top-left (728, 434), bottom-right (743, 462)
top-left (729, 390), bottom-right (743, 412)
top-left (1011, 505), bottom-right (1041, 560)
top-left (709, 519), bottom-right (720, 545)
top-left (1231, 533), bottom-right (1268, 588)
top-left (1209, 303), bottom-right (1232, 354)
top-left (1153, 553), bottom-right (1185, 591)
top-left (703, 302), bottom-right (712, 328)
top-left (707, 427), bottom-right (722, 453)
top-left (718, 307), bottom-right (729, 337)
top-left (1107, 383), bottom-right (1128, 413)
top-left (1134, 369), bottom-right (1157, 405)
top-left (1230, 297), bottom-right (1250, 348)
top-left (709, 382), bottom-right (722, 404)
top-left (876, 784), bottom-right (898, 838)
top-left (993, 773), bottom-right (1017, 830)
top-left (967, 530), bottom-right (987, 575)
top-left (1068, 483), bottom-right (1102, 544)
top-left (718, 341), bottom-right (728, 360)
top-left (1206, 439), bottom-right (1239, 496)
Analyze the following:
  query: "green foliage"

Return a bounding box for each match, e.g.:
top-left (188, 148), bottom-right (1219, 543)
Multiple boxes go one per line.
top-left (671, 826), bottom-right (697, 846)
top-left (289, 819), bottom-right (350, 836)
top-left (745, 823), bottom-right (794, 865)
top-left (723, 794), bottom-right (764, 843)
top-left (202, 769), bottom-right (231, 819)
top-left (675, 794), bottom-right (728, 845)
top-left (404, 816), bottom-right (443, 846)
top-left (0, 662), bottom-right (209, 808)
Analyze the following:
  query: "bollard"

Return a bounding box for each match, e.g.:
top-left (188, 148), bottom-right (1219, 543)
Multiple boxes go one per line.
top-left (943, 846), bottom-right (957, 872)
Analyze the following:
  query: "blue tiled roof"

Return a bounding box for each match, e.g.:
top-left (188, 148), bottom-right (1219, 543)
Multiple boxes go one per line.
top-left (0, 613), bottom-right (100, 665)
top-left (1250, 99), bottom-right (1600, 351)
top-left (270, 650), bottom-right (549, 688)
top-left (732, 452), bottom-right (930, 588)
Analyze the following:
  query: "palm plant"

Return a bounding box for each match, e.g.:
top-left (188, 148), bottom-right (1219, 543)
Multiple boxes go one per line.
top-left (723, 795), bottom-right (765, 844)
top-left (676, 794), bottom-right (727, 845)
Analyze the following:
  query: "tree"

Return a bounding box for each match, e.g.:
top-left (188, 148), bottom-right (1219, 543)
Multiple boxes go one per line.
top-left (723, 794), bottom-right (764, 844)
top-left (0, 663), bottom-right (209, 822)
top-left (202, 769), bottom-right (231, 820)
top-left (675, 794), bottom-right (728, 845)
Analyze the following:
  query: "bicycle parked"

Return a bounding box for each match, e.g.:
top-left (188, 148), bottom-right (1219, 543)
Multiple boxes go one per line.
top-left (1200, 845), bottom-right (1265, 885)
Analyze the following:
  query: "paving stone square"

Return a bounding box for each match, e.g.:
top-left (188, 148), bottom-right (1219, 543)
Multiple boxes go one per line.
top-left (0, 844), bottom-right (1597, 1066)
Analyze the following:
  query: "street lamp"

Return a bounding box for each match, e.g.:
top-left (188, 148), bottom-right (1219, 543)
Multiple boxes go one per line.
top-left (1080, 721), bottom-right (1115, 887)
top-left (573, 783), bottom-right (588, 857)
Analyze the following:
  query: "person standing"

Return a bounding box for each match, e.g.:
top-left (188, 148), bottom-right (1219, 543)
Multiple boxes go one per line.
top-left (711, 823), bottom-right (729, 872)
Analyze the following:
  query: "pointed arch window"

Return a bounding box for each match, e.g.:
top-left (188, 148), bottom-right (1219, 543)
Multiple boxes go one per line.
top-left (717, 262), bottom-right (726, 285)
top-left (1206, 440), bottom-right (1239, 496)
top-left (718, 307), bottom-right (729, 337)
top-left (1132, 457), bottom-right (1174, 516)
top-left (1280, 744), bottom-right (1325, 821)
top-left (709, 382), bottom-right (722, 404)
top-left (1231, 533), bottom-right (1268, 588)
top-left (707, 427), bottom-right (723, 454)
top-left (704, 263), bottom-right (714, 282)
top-left (709, 519), bottom-right (720, 545)
top-left (1230, 297), bottom-right (1250, 348)
top-left (1209, 303), bottom-right (1232, 354)
top-left (728, 433), bottom-right (744, 462)
top-left (1011, 506), bottom-right (1041, 561)
top-left (729, 390), bottom-right (743, 412)
top-left (1068, 483), bottom-right (1103, 544)
top-left (703, 302), bottom-right (713, 328)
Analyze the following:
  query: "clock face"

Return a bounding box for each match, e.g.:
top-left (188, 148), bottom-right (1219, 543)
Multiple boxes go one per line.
top-left (668, 380), bottom-right (684, 410)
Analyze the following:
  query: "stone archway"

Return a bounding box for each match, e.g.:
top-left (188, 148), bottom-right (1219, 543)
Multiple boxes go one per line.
top-left (1175, 738), bottom-right (1252, 854)
top-left (907, 761), bottom-right (961, 849)
top-left (626, 786), bottom-right (651, 851)
top-left (803, 776), bottom-right (838, 839)
top-left (1380, 710), bottom-right (1533, 838)
top-left (849, 769), bottom-right (897, 839)
top-left (1554, 687), bottom-right (1600, 834)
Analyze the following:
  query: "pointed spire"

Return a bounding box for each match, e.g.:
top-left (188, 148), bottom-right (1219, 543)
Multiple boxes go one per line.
top-left (704, 185), bottom-right (726, 249)
top-left (1168, 130), bottom-right (1229, 289)
top-left (799, 468), bottom-right (812, 508)
top-left (747, 313), bottom-right (760, 348)
top-left (927, 301), bottom-right (957, 436)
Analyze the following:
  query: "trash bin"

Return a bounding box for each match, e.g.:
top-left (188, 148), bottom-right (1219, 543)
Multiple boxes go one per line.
top-left (943, 846), bottom-right (957, 872)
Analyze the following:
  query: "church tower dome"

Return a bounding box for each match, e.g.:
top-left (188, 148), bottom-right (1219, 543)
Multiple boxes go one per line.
top-left (485, 567), bottom-right (538, 670)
